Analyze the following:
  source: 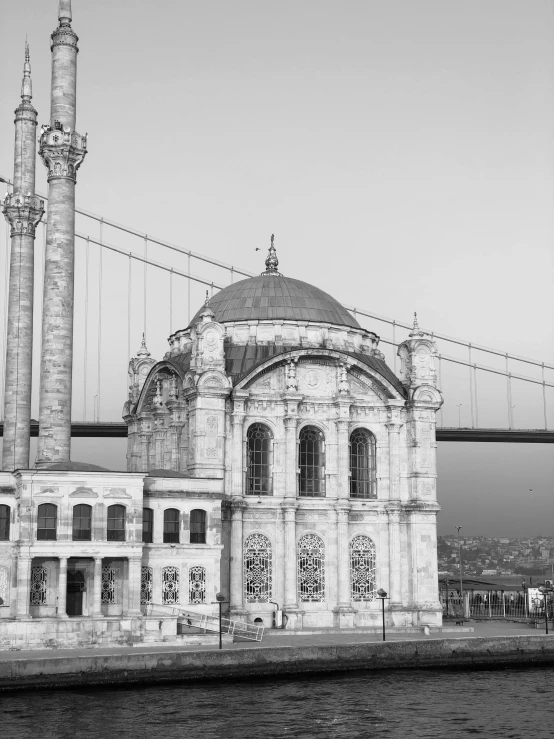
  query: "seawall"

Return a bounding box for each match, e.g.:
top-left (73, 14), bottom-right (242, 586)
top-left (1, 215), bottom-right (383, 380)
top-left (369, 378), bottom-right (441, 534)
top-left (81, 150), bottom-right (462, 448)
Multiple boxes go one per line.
top-left (1, 634), bottom-right (553, 691)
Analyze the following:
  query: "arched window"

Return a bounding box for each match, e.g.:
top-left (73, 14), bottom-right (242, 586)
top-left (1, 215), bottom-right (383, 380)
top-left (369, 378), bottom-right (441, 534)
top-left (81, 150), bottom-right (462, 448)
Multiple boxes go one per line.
top-left (350, 535), bottom-right (377, 601)
top-left (189, 566), bottom-right (206, 604)
top-left (349, 429), bottom-right (376, 499)
top-left (299, 426), bottom-right (325, 496)
top-left (0, 565), bottom-right (9, 606)
top-left (72, 504), bottom-right (92, 541)
top-left (297, 533), bottom-right (325, 602)
top-left (162, 566), bottom-right (179, 604)
top-left (163, 508), bottom-right (180, 543)
top-left (37, 503), bottom-right (57, 541)
top-left (190, 509), bottom-right (206, 544)
top-left (141, 566), bottom-right (153, 605)
top-left (246, 424), bottom-right (273, 495)
top-left (244, 533), bottom-right (272, 603)
top-left (0, 505), bottom-right (10, 541)
top-left (30, 566), bottom-right (48, 605)
top-left (142, 507), bottom-right (153, 543)
top-left (101, 567), bottom-right (116, 604)
top-left (107, 505), bottom-right (126, 542)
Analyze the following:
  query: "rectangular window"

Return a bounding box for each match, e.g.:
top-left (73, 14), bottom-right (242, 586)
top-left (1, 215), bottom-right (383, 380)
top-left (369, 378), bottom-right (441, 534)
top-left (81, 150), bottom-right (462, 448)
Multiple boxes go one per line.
top-left (190, 509), bottom-right (206, 544)
top-left (0, 505), bottom-right (10, 541)
top-left (163, 509), bottom-right (180, 544)
top-left (107, 505), bottom-right (126, 542)
top-left (37, 504), bottom-right (57, 541)
top-left (72, 505), bottom-right (92, 541)
top-left (142, 508), bottom-right (153, 544)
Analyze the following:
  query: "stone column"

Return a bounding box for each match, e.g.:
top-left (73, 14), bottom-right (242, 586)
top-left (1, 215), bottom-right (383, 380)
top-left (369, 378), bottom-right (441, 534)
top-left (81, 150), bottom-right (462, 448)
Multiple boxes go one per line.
top-left (284, 416), bottom-right (297, 497)
top-left (336, 503), bottom-right (352, 607)
top-left (93, 557), bottom-right (103, 616)
top-left (36, 3), bottom-right (87, 465)
top-left (229, 499), bottom-right (245, 613)
top-left (140, 431), bottom-right (152, 472)
top-left (386, 420), bottom-right (402, 501)
top-left (57, 556), bottom-right (68, 618)
top-left (231, 413), bottom-right (245, 497)
top-left (16, 556), bottom-right (31, 618)
top-left (386, 502), bottom-right (402, 607)
top-left (336, 419), bottom-right (350, 499)
top-left (1, 46), bottom-right (44, 470)
top-left (282, 503), bottom-right (298, 611)
top-left (127, 557), bottom-right (142, 616)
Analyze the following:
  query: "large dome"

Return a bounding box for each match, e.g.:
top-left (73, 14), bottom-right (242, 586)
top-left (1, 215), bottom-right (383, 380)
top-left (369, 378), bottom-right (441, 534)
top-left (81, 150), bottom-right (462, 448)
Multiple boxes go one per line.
top-left (191, 274), bottom-right (360, 329)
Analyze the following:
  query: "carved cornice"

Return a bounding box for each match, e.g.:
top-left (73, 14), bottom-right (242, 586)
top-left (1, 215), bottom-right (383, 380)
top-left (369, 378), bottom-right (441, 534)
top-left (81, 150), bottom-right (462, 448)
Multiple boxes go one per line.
top-left (51, 26), bottom-right (79, 52)
top-left (39, 125), bottom-right (87, 182)
top-left (2, 192), bottom-right (44, 237)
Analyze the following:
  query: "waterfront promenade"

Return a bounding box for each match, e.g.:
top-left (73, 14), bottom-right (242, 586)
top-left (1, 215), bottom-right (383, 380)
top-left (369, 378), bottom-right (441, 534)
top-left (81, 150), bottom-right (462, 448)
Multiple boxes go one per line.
top-left (0, 620), bottom-right (553, 691)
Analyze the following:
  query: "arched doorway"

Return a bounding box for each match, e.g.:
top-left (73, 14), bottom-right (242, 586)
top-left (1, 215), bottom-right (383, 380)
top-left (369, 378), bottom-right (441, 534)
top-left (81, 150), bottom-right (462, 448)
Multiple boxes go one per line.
top-left (67, 570), bottom-right (85, 616)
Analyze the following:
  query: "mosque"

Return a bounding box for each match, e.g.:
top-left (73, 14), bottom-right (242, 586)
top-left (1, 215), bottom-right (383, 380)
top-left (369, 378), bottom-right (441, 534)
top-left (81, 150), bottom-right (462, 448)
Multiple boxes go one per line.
top-left (0, 2), bottom-right (443, 649)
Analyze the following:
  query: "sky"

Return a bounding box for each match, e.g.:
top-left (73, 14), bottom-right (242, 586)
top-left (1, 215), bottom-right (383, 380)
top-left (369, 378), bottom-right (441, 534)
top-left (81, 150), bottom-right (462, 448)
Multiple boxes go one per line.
top-left (0, 0), bottom-right (552, 537)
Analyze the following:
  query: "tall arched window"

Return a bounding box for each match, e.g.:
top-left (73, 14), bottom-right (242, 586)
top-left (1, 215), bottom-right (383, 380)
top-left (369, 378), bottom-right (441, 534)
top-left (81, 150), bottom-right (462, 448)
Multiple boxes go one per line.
top-left (350, 535), bottom-right (377, 601)
top-left (162, 566), bottom-right (179, 604)
top-left (142, 508), bottom-right (153, 543)
top-left (164, 508), bottom-right (180, 543)
top-left (244, 533), bottom-right (272, 603)
top-left (107, 505), bottom-right (126, 542)
top-left (72, 504), bottom-right (92, 541)
top-left (0, 505), bottom-right (10, 541)
top-left (246, 424), bottom-right (273, 495)
top-left (190, 509), bottom-right (206, 544)
top-left (297, 533), bottom-right (325, 602)
top-left (298, 426), bottom-right (325, 497)
top-left (349, 429), bottom-right (376, 499)
top-left (37, 503), bottom-right (57, 541)
top-left (189, 566), bottom-right (206, 604)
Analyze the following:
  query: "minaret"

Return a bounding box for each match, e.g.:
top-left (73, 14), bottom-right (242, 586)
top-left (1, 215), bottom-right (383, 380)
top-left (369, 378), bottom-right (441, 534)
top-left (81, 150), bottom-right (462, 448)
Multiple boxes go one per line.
top-left (1, 43), bottom-right (44, 470)
top-left (36, 0), bottom-right (87, 466)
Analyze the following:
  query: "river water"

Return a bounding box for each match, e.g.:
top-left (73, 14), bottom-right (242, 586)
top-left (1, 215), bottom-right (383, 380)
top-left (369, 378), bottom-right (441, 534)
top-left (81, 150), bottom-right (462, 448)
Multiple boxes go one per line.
top-left (1, 666), bottom-right (553, 738)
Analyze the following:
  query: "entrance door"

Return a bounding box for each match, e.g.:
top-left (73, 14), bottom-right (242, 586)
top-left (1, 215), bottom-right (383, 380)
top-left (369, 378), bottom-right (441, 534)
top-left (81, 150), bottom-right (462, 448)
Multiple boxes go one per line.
top-left (67, 570), bottom-right (85, 616)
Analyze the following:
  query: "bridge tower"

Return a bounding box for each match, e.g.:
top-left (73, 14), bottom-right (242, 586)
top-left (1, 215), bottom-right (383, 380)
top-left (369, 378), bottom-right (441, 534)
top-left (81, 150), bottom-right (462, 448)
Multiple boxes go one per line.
top-left (1, 44), bottom-right (44, 470)
top-left (36, 0), bottom-right (87, 467)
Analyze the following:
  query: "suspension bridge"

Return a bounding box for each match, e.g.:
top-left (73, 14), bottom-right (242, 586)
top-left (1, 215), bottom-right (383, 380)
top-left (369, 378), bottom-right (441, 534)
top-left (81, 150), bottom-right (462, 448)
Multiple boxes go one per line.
top-left (0, 175), bottom-right (553, 446)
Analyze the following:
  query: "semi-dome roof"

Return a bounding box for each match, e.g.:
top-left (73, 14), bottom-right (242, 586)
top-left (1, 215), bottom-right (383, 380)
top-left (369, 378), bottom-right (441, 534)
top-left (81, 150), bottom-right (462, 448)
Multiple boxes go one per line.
top-left (191, 274), bottom-right (360, 329)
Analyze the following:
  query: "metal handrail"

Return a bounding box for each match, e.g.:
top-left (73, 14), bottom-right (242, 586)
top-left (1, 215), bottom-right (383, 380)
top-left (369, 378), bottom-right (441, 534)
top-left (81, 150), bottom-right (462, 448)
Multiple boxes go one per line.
top-left (144, 602), bottom-right (264, 641)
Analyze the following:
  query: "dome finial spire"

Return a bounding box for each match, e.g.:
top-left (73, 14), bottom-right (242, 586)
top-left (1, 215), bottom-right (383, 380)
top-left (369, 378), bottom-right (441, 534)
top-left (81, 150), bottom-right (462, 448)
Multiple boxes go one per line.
top-left (21, 38), bottom-right (32, 101)
top-left (262, 233), bottom-right (281, 276)
top-left (137, 332), bottom-right (151, 357)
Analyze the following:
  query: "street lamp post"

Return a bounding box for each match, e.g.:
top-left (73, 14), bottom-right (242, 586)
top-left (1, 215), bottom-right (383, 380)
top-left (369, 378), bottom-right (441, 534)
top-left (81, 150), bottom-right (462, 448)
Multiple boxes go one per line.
top-left (377, 589), bottom-right (390, 641)
top-left (456, 526), bottom-right (464, 616)
top-left (212, 592), bottom-right (228, 649)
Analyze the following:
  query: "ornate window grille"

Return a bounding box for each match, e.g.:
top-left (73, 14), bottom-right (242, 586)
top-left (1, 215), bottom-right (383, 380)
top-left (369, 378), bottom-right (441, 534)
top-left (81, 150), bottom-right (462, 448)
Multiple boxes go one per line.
top-left (189, 566), bottom-right (206, 605)
top-left (162, 566), bottom-right (180, 604)
top-left (101, 566), bottom-right (116, 604)
top-left (349, 430), bottom-right (376, 499)
top-left (297, 533), bottom-right (325, 602)
top-left (298, 426), bottom-right (325, 497)
top-left (0, 504), bottom-right (10, 541)
top-left (142, 507), bottom-right (153, 543)
top-left (163, 508), bottom-right (180, 543)
top-left (30, 565), bottom-right (48, 605)
top-left (244, 533), bottom-right (272, 603)
top-left (190, 509), bottom-right (206, 544)
top-left (0, 566), bottom-right (9, 606)
top-left (37, 503), bottom-right (57, 541)
top-left (140, 566), bottom-right (153, 605)
top-left (107, 505), bottom-right (126, 542)
top-left (246, 424), bottom-right (273, 495)
top-left (72, 504), bottom-right (92, 541)
top-left (350, 535), bottom-right (377, 601)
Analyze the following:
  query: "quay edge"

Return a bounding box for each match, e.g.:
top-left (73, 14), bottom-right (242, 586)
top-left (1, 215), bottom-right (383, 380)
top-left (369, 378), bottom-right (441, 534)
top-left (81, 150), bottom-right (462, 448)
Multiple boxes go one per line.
top-left (0, 634), bottom-right (553, 691)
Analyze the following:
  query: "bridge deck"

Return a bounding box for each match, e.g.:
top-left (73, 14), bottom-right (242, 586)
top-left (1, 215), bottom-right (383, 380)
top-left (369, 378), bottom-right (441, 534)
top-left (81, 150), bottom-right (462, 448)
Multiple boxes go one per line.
top-left (0, 423), bottom-right (552, 443)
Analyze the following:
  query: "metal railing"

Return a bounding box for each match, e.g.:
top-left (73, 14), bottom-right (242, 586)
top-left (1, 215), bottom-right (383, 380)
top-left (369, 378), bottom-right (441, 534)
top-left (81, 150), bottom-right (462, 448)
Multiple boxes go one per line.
top-left (144, 603), bottom-right (264, 641)
top-left (441, 590), bottom-right (554, 623)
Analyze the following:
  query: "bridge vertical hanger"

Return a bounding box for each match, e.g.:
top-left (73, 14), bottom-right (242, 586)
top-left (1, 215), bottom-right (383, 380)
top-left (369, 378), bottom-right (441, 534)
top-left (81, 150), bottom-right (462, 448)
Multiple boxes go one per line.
top-left (36, 0), bottom-right (87, 466)
top-left (1, 42), bottom-right (44, 470)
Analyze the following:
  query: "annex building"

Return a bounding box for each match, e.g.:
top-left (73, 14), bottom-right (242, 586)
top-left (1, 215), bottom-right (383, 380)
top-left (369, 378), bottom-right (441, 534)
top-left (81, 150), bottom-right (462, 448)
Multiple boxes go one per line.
top-left (0, 2), bottom-right (444, 649)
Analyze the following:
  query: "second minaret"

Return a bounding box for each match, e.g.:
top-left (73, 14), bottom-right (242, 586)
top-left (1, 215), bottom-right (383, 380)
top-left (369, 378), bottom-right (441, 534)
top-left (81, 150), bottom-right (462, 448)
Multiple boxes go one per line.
top-left (36, 0), bottom-right (87, 466)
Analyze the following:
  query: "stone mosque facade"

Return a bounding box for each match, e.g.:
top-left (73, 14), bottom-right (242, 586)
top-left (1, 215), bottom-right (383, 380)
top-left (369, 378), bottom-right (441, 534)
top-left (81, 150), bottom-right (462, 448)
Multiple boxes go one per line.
top-left (0, 2), bottom-right (443, 648)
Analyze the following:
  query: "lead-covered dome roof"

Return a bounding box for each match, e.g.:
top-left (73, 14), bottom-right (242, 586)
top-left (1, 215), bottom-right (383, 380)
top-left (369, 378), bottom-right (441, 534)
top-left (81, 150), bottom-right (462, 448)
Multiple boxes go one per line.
top-left (190, 238), bottom-right (359, 328)
top-left (191, 275), bottom-right (360, 328)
